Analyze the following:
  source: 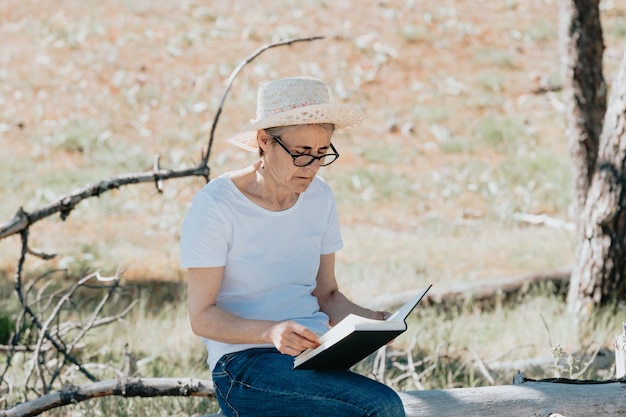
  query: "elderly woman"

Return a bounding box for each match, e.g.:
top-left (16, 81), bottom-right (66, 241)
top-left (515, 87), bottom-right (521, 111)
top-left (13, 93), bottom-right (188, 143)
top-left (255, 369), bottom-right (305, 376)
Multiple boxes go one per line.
top-left (180, 77), bottom-right (405, 417)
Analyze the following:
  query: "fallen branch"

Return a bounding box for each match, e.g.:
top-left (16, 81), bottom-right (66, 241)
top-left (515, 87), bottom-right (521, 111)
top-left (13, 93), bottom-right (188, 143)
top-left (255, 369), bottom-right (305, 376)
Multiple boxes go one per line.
top-left (367, 268), bottom-right (572, 309)
top-left (513, 212), bottom-right (575, 231)
top-left (0, 164), bottom-right (209, 240)
top-left (0, 378), bottom-right (215, 417)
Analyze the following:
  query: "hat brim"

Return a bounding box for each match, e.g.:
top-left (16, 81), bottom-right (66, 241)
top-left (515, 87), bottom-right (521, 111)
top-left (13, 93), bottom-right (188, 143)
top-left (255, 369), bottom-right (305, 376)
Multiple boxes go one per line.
top-left (227, 103), bottom-right (364, 152)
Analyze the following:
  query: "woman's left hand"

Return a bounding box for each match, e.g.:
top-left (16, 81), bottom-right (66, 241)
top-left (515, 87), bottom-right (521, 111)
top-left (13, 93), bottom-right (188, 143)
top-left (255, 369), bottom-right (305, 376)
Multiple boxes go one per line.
top-left (375, 311), bottom-right (391, 320)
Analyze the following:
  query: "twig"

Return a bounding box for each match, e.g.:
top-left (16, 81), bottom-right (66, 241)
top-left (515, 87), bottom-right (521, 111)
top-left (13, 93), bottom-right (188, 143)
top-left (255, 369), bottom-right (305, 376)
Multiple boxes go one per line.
top-left (540, 313), bottom-right (553, 348)
top-left (472, 350), bottom-right (495, 385)
top-left (573, 344), bottom-right (603, 379)
top-left (0, 229), bottom-right (31, 388)
top-left (513, 212), bottom-right (575, 231)
top-left (25, 272), bottom-right (103, 391)
top-left (204, 36), bottom-right (324, 163)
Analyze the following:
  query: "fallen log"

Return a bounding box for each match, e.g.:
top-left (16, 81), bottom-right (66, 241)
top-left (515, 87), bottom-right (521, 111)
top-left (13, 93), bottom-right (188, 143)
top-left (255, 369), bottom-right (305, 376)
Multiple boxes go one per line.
top-left (367, 268), bottom-right (572, 309)
top-left (399, 377), bottom-right (626, 417)
top-left (4, 375), bottom-right (625, 417)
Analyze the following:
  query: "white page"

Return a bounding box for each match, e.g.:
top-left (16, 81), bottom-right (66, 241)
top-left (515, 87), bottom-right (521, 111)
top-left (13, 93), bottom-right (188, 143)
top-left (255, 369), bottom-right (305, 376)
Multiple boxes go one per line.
top-left (386, 285), bottom-right (432, 322)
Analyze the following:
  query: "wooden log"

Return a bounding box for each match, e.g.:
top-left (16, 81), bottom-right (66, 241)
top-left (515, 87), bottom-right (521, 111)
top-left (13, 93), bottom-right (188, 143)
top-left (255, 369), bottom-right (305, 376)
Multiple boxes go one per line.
top-left (367, 268), bottom-right (571, 309)
top-left (399, 379), bottom-right (626, 417)
top-left (5, 377), bottom-right (626, 417)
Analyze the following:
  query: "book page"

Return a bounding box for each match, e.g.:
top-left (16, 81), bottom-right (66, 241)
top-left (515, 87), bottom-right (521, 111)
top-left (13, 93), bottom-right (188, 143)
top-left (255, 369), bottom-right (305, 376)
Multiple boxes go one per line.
top-left (386, 285), bottom-right (432, 322)
top-left (318, 314), bottom-right (383, 344)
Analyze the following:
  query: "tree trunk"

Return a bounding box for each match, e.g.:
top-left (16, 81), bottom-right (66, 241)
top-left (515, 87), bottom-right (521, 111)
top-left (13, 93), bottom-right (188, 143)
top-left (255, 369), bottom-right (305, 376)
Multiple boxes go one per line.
top-left (559, 0), bottom-right (626, 315)
top-left (567, 43), bottom-right (626, 315)
top-left (559, 0), bottom-right (606, 213)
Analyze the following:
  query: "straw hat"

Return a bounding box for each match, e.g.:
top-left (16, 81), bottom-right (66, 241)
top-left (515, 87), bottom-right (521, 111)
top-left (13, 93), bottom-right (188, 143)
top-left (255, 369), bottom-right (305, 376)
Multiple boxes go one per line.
top-left (227, 77), bottom-right (364, 151)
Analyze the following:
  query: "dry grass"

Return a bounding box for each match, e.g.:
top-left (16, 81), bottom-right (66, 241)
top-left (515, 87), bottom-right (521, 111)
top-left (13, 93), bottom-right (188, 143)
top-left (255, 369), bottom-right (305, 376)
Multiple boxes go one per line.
top-left (1, 0), bottom-right (626, 412)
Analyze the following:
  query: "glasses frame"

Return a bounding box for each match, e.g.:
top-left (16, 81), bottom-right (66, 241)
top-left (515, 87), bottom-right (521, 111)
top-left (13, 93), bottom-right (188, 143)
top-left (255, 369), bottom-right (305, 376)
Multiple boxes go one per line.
top-left (271, 135), bottom-right (340, 167)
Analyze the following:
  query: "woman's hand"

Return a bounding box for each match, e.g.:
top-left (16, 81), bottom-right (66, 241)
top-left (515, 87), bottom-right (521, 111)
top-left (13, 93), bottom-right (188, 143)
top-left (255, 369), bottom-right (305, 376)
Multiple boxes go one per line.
top-left (374, 311), bottom-right (392, 320)
top-left (266, 321), bottom-right (320, 356)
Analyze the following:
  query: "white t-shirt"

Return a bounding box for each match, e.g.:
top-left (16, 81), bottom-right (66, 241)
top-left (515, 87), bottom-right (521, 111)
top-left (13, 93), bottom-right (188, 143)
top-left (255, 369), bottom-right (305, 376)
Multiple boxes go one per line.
top-left (180, 174), bottom-right (343, 370)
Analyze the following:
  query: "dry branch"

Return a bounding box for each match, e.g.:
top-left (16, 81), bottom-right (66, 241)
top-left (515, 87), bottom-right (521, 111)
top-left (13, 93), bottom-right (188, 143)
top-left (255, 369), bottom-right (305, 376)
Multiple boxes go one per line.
top-left (0, 164), bottom-right (209, 240)
top-left (0, 378), bottom-right (215, 417)
top-left (205, 36), bottom-right (324, 161)
top-left (367, 268), bottom-right (572, 309)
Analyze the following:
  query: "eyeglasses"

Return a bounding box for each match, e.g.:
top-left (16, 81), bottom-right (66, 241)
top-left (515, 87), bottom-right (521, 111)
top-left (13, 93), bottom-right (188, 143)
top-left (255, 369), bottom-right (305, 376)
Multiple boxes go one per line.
top-left (271, 135), bottom-right (340, 167)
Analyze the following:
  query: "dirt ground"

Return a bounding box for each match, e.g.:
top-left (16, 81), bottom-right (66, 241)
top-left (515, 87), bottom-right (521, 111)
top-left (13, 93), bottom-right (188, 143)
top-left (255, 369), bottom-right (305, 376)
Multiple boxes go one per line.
top-left (1, 0), bottom-right (625, 298)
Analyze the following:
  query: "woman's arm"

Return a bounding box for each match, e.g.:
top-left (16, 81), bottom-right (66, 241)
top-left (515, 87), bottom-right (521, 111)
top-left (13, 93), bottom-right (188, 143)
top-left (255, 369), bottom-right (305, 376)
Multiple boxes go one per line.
top-left (312, 253), bottom-right (388, 326)
top-left (187, 267), bottom-right (320, 356)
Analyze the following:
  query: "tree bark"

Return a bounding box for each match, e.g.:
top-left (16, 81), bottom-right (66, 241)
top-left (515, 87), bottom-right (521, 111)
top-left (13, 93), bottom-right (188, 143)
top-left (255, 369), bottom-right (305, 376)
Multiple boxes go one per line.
top-left (559, 0), bottom-right (606, 213)
top-left (567, 43), bottom-right (626, 315)
top-left (399, 379), bottom-right (626, 417)
top-left (559, 0), bottom-right (626, 315)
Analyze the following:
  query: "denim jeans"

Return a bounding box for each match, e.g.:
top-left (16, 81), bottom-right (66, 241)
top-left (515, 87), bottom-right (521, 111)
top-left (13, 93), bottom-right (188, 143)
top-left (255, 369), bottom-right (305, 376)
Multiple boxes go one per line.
top-left (212, 348), bottom-right (405, 417)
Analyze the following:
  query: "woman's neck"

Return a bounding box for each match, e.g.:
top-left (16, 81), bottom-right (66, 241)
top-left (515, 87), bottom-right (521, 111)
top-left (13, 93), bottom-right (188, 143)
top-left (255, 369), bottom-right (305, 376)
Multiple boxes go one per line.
top-left (230, 162), bottom-right (299, 211)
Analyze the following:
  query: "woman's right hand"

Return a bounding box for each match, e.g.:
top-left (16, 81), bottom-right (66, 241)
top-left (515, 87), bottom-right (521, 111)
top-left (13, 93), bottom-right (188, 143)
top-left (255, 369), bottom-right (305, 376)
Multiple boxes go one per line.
top-left (266, 321), bottom-right (320, 356)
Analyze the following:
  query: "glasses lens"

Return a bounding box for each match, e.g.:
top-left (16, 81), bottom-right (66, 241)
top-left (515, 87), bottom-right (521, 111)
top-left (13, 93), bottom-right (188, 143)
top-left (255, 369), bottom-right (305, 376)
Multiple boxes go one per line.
top-left (319, 154), bottom-right (338, 166)
top-left (293, 155), bottom-right (316, 167)
top-left (292, 153), bottom-right (339, 167)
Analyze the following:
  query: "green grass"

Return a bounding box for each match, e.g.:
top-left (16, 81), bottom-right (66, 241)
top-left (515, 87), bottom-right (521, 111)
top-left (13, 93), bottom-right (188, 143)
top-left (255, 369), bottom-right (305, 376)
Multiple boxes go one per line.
top-left (496, 149), bottom-right (572, 213)
top-left (398, 23), bottom-right (430, 44)
top-left (472, 48), bottom-right (517, 69)
top-left (474, 72), bottom-right (505, 93)
top-left (527, 17), bottom-right (558, 42)
top-left (473, 113), bottom-right (528, 152)
top-left (605, 15), bottom-right (626, 38)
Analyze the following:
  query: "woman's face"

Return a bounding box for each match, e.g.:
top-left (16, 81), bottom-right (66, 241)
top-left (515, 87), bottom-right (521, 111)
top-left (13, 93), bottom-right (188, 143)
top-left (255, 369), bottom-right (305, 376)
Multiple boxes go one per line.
top-left (260, 124), bottom-right (333, 194)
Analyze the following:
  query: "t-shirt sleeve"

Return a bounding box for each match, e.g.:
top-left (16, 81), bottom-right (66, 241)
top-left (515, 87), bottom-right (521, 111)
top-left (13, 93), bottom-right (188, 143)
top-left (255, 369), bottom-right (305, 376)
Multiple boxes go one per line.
top-left (179, 188), bottom-right (230, 268)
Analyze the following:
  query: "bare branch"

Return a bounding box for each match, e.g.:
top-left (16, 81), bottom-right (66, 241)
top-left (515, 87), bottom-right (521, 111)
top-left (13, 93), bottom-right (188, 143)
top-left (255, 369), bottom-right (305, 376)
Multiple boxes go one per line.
top-left (0, 230), bottom-right (31, 386)
top-left (26, 247), bottom-right (57, 261)
top-left (204, 36), bottom-right (324, 163)
top-left (25, 272), bottom-right (104, 389)
top-left (0, 378), bottom-right (215, 417)
top-left (0, 165), bottom-right (210, 240)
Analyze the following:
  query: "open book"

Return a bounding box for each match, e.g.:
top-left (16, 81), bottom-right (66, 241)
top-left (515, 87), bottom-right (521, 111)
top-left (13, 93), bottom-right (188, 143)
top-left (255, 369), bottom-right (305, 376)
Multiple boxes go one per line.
top-left (293, 284), bottom-right (432, 370)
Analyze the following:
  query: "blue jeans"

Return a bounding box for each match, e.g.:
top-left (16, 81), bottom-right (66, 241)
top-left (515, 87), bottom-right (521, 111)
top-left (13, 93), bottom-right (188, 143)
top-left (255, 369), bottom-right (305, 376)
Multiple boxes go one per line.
top-left (212, 348), bottom-right (405, 417)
